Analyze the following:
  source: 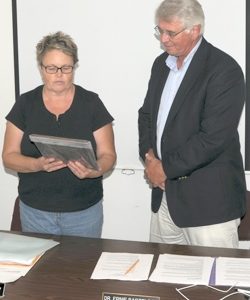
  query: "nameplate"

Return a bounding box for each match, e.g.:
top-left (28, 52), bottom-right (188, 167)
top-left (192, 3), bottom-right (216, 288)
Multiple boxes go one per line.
top-left (102, 292), bottom-right (160, 300)
top-left (0, 283), bottom-right (5, 298)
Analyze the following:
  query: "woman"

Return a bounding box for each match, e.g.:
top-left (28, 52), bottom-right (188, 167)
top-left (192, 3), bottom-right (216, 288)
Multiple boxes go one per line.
top-left (2, 31), bottom-right (116, 237)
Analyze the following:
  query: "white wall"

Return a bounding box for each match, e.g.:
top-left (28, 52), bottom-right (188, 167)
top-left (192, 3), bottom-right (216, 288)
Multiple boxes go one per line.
top-left (16, 0), bottom-right (163, 170)
top-left (0, 0), bottom-right (19, 229)
top-left (0, 0), bottom-right (249, 242)
top-left (102, 169), bottom-right (151, 241)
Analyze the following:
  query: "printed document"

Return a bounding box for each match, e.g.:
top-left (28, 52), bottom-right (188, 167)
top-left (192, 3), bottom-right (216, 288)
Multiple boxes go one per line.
top-left (149, 253), bottom-right (214, 285)
top-left (216, 257), bottom-right (250, 287)
top-left (149, 253), bottom-right (250, 288)
top-left (91, 252), bottom-right (154, 281)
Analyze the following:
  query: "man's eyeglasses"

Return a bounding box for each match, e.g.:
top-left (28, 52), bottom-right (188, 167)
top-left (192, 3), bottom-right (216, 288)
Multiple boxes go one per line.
top-left (41, 64), bottom-right (74, 74)
top-left (154, 26), bottom-right (187, 39)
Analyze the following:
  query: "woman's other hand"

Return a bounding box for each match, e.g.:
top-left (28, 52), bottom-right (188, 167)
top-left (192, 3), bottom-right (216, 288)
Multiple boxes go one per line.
top-left (67, 160), bottom-right (99, 179)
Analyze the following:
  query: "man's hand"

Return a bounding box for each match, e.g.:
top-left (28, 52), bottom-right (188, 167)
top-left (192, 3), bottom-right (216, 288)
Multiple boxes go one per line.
top-left (144, 149), bottom-right (167, 190)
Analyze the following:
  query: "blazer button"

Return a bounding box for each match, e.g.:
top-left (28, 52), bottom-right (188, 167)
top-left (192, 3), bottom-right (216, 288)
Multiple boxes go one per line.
top-left (178, 176), bottom-right (188, 180)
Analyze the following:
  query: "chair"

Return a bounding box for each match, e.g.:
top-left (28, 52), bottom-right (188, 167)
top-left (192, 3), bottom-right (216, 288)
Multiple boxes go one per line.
top-left (238, 191), bottom-right (250, 241)
top-left (10, 196), bottom-right (22, 231)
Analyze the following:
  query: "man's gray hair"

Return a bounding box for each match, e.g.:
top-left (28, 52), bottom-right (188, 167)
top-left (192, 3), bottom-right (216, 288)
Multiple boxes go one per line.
top-left (155, 0), bottom-right (205, 34)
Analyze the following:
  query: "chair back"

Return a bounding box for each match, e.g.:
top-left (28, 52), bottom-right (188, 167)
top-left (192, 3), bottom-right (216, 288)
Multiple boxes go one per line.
top-left (10, 197), bottom-right (22, 231)
top-left (238, 191), bottom-right (250, 240)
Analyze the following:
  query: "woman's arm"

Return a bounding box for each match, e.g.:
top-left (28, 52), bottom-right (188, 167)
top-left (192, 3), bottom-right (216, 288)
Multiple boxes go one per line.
top-left (94, 123), bottom-right (116, 175)
top-left (2, 121), bottom-right (66, 173)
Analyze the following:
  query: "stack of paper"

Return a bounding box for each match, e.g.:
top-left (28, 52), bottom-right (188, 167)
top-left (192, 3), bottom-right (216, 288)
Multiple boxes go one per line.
top-left (0, 232), bottom-right (59, 283)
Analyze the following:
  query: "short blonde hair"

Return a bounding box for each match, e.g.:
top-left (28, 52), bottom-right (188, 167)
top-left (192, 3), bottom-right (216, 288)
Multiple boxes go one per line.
top-left (36, 31), bottom-right (78, 65)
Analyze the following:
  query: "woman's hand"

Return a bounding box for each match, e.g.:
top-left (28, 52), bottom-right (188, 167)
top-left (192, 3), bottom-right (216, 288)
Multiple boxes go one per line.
top-left (36, 157), bottom-right (67, 172)
top-left (2, 122), bottom-right (67, 173)
top-left (67, 123), bottom-right (116, 179)
top-left (67, 160), bottom-right (100, 179)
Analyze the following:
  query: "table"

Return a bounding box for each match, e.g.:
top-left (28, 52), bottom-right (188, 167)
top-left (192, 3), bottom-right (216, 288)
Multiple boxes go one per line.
top-left (4, 232), bottom-right (250, 300)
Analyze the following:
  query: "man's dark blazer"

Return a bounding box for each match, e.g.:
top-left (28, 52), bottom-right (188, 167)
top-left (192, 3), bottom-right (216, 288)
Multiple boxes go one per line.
top-left (138, 38), bottom-right (246, 227)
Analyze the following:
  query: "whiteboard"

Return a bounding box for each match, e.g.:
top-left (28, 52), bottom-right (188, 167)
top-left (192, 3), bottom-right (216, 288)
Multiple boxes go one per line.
top-left (15, 0), bottom-right (245, 169)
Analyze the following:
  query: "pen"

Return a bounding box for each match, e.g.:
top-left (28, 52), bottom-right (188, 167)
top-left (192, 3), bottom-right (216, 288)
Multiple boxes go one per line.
top-left (124, 258), bottom-right (140, 275)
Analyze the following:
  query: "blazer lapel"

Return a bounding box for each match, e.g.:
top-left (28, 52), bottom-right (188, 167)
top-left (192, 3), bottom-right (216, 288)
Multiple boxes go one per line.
top-left (164, 39), bottom-right (209, 128)
top-left (152, 65), bottom-right (170, 123)
top-left (151, 62), bottom-right (170, 148)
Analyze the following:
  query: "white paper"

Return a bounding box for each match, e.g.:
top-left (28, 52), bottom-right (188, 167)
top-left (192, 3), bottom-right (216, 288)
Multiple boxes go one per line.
top-left (91, 252), bottom-right (154, 281)
top-left (149, 254), bottom-right (214, 285)
top-left (0, 232), bottom-right (59, 265)
top-left (0, 232), bottom-right (59, 283)
top-left (216, 257), bottom-right (250, 287)
top-left (238, 241), bottom-right (250, 250)
top-left (0, 262), bottom-right (35, 283)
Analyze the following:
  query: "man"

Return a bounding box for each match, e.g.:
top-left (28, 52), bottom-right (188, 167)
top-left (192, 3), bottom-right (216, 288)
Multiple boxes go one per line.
top-left (138, 0), bottom-right (246, 248)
